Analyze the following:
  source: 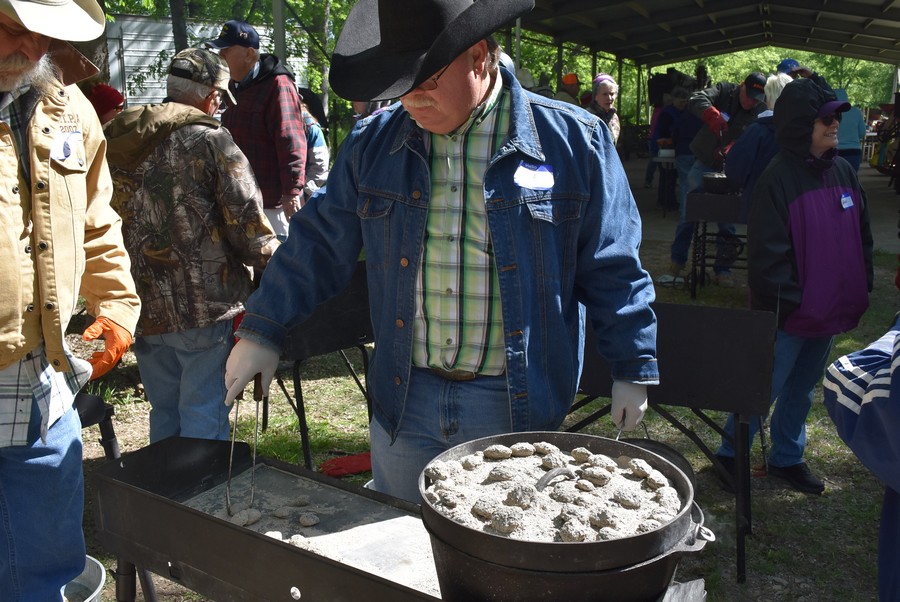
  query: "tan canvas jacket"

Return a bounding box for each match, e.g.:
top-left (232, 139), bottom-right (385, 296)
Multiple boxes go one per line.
top-left (0, 42), bottom-right (140, 372)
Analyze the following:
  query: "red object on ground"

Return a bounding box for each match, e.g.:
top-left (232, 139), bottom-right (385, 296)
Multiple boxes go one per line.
top-left (319, 452), bottom-right (372, 477)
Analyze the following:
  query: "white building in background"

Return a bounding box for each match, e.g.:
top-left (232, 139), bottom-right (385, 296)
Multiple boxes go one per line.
top-left (105, 14), bottom-right (307, 106)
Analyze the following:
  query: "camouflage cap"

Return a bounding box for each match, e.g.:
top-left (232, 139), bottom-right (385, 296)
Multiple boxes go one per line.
top-left (168, 48), bottom-right (234, 102)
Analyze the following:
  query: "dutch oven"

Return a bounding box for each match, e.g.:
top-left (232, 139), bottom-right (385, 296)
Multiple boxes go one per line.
top-left (418, 431), bottom-right (714, 602)
top-left (702, 171), bottom-right (735, 194)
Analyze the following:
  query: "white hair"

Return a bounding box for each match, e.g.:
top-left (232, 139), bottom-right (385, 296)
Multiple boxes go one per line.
top-left (765, 73), bottom-right (793, 110)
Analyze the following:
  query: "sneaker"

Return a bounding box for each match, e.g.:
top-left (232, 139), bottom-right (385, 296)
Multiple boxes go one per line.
top-left (714, 272), bottom-right (735, 288)
top-left (712, 454), bottom-right (736, 494)
top-left (767, 462), bottom-right (825, 495)
top-left (656, 263), bottom-right (686, 286)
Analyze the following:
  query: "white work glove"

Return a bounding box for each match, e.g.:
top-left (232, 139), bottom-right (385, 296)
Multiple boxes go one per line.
top-left (610, 381), bottom-right (648, 431)
top-left (224, 338), bottom-right (280, 406)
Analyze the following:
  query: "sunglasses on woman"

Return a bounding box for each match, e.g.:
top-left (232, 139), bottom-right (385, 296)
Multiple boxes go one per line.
top-left (819, 113), bottom-right (842, 126)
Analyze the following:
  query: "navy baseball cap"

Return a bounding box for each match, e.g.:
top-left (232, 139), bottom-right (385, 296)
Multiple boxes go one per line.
top-left (205, 20), bottom-right (260, 50)
top-left (777, 58), bottom-right (800, 74)
top-left (743, 72), bottom-right (766, 103)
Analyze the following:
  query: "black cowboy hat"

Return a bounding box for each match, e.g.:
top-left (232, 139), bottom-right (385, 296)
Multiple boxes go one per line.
top-left (329, 0), bottom-right (534, 102)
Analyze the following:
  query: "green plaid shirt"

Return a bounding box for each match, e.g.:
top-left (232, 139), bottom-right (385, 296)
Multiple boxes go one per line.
top-left (411, 75), bottom-right (509, 375)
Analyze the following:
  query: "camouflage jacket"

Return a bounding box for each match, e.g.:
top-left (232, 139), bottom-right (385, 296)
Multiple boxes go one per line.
top-left (105, 103), bottom-right (279, 336)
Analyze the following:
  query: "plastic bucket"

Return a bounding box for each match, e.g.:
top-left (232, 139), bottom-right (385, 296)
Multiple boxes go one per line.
top-left (63, 555), bottom-right (105, 602)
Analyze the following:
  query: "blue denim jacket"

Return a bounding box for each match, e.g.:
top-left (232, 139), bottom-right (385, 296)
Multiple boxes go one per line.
top-left (238, 69), bottom-right (658, 439)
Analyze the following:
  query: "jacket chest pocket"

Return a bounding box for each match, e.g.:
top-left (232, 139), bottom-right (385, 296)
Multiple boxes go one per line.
top-left (49, 132), bottom-right (89, 216)
top-left (525, 198), bottom-right (583, 225)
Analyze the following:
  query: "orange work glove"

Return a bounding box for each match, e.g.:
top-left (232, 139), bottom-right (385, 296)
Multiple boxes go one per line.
top-left (82, 316), bottom-right (133, 380)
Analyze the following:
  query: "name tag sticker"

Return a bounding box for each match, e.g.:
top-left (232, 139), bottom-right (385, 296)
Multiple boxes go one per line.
top-left (50, 130), bottom-right (82, 161)
top-left (840, 193), bottom-right (853, 210)
top-left (514, 161), bottom-right (554, 190)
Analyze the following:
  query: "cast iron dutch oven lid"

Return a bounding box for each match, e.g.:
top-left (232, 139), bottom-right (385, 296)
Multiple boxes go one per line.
top-left (419, 431), bottom-right (698, 573)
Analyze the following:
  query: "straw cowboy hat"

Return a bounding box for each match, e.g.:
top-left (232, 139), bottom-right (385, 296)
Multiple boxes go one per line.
top-left (0, 0), bottom-right (105, 41)
top-left (329, 0), bottom-right (534, 102)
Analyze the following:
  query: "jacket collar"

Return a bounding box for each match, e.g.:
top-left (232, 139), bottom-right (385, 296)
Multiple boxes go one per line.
top-left (48, 39), bottom-right (98, 86)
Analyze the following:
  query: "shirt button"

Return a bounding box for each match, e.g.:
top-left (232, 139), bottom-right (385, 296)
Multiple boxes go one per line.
top-left (394, 376), bottom-right (402, 385)
top-left (411, 190), bottom-right (422, 200)
top-left (26, 304), bottom-right (34, 312)
top-left (445, 288), bottom-right (453, 295)
top-left (395, 319), bottom-right (404, 328)
top-left (24, 245), bottom-right (31, 254)
top-left (36, 181), bottom-right (46, 190)
top-left (450, 185), bottom-right (458, 192)
top-left (52, 359), bottom-right (60, 367)
top-left (37, 241), bottom-right (49, 250)
top-left (446, 338), bottom-right (453, 345)
top-left (44, 302), bottom-right (54, 311)
top-left (400, 257), bottom-right (409, 267)
top-left (12, 186), bottom-right (18, 194)
top-left (42, 127), bottom-right (50, 134)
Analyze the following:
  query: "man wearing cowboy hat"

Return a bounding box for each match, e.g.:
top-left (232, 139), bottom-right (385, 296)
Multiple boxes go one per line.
top-left (0, 0), bottom-right (140, 598)
top-left (224, 0), bottom-right (658, 502)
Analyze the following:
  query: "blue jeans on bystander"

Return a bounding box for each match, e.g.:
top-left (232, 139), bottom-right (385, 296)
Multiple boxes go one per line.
top-left (0, 403), bottom-right (85, 601)
top-left (134, 320), bottom-right (235, 443)
top-left (717, 330), bottom-right (834, 467)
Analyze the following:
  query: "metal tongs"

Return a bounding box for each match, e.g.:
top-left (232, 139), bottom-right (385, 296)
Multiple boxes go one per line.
top-left (225, 373), bottom-right (264, 516)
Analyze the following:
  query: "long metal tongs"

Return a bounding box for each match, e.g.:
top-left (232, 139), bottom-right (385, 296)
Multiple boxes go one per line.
top-left (226, 373), bottom-right (263, 516)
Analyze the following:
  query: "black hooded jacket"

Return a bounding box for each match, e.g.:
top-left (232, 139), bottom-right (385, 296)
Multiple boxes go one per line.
top-left (747, 78), bottom-right (873, 336)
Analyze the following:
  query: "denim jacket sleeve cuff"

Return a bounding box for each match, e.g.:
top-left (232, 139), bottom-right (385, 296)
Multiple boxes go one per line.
top-left (611, 358), bottom-right (660, 385)
top-left (234, 313), bottom-right (287, 351)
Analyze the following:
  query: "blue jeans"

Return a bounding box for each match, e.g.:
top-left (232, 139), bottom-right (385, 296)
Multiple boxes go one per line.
top-left (0, 404), bottom-right (85, 601)
top-left (369, 368), bottom-right (513, 502)
top-left (134, 320), bottom-right (234, 443)
top-left (718, 330), bottom-right (834, 467)
top-left (670, 159), bottom-right (736, 274)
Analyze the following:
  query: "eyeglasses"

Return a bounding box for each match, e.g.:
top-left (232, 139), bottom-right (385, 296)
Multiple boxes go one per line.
top-left (819, 113), bottom-right (842, 126)
top-left (417, 64), bottom-right (451, 91)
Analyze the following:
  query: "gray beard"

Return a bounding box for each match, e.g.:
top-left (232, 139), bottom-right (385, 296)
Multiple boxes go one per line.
top-left (0, 54), bottom-right (58, 94)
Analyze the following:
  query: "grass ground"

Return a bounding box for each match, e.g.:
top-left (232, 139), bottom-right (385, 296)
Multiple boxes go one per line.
top-left (76, 243), bottom-right (896, 601)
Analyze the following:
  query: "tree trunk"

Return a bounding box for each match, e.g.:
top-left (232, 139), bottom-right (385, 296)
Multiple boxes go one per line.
top-left (170, 0), bottom-right (188, 52)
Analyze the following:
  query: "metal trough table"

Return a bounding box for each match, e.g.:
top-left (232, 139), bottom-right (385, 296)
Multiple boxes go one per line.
top-left (93, 437), bottom-right (441, 601)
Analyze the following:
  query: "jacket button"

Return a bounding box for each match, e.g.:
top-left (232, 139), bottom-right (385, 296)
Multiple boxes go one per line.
top-left (26, 304), bottom-right (34, 312)
top-left (411, 190), bottom-right (422, 200)
top-left (36, 181), bottom-right (45, 190)
top-left (395, 319), bottom-right (404, 328)
top-left (37, 241), bottom-right (49, 251)
top-left (24, 245), bottom-right (31, 254)
top-left (394, 376), bottom-right (402, 385)
top-left (12, 186), bottom-right (18, 194)
top-left (400, 257), bottom-right (409, 267)
top-left (42, 127), bottom-right (50, 134)
top-left (44, 302), bottom-right (54, 310)
top-left (52, 359), bottom-right (60, 367)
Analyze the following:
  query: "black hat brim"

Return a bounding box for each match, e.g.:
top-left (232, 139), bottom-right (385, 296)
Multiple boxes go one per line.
top-left (329, 0), bottom-right (534, 101)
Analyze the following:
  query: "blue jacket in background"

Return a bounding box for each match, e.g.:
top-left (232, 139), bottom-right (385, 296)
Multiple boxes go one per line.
top-left (835, 88), bottom-right (867, 151)
top-left (237, 69), bottom-right (659, 439)
top-left (724, 111), bottom-right (777, 222)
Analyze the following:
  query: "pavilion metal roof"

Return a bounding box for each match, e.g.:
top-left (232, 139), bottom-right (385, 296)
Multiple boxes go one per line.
top-left (520, 0), bottom-right (900, 67)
